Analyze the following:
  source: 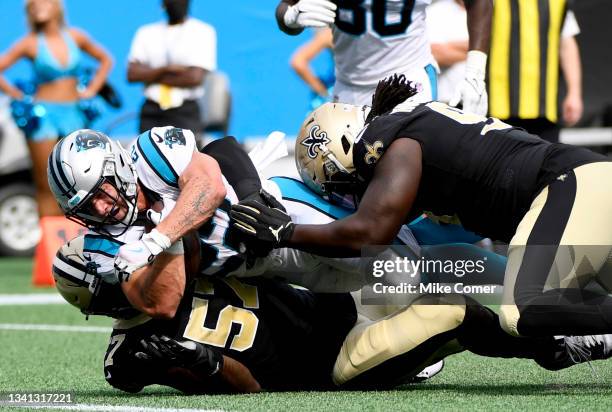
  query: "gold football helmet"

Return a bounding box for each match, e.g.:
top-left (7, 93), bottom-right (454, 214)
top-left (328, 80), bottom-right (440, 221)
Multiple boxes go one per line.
top-left (295, 102), bottom-right (370, 209)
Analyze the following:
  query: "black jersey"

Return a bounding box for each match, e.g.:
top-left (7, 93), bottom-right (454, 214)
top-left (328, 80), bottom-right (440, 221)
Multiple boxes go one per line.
top-left (353, 102), bottom-right (607, 241)
top-left (104, 277), bottom-right (357, 392)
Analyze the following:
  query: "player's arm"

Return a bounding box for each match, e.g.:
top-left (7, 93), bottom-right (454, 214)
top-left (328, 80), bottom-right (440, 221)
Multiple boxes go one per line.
top-left (154, 152), bottom-right (226, 244)
top-left (463, 0), bottom-right (492, 53)
top-left (106, 333), bottom-right (260, 394)
top-left (137, 335), bottom-right (261, 394)
top-left (450, 0), bottom-right (492, 115)
top-left (120, 251), bottom-right (186, 319)
top-left (289, 138), bottom-right (422, 256)
top-left (159, 355), bottom-right (261, 394)
top-left (276, 0), bottom-right (337, 35)
top-left (232, 138), bottom-right (422, 257)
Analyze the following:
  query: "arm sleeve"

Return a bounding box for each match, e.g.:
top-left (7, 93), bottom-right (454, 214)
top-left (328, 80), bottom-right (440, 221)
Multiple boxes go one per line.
top-left (202, 136), bottom-right (262, 199)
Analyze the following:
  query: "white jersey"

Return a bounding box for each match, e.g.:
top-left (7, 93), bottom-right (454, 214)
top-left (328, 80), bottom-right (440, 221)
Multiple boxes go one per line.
top-left (85, 126), bottom-right (242, 277)
top-left (130, 126), bottom-right (242, 276)
top-left (333, 0), bottom-right (435, 96)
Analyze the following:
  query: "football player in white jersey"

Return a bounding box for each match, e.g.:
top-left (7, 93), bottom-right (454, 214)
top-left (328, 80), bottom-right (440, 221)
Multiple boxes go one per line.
top-left (47, 127), bottom-right (229, 281)
top-left (275, 0), bottom-right (492, 115)
top-left (47, 125), bottom-right (503, 318)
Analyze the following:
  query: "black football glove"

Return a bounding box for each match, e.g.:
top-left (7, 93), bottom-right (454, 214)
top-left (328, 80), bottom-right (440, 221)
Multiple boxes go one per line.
top-left (135, 334), bottom-right (223, 377)
top-left (230, 189), bottom-right (294, 247)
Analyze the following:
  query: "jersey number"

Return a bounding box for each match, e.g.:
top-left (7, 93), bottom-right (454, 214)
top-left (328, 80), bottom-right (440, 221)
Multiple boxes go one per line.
top-left (336, 0), bottom-right (415, 37)
top-left (426, 102), bottom-right (512, 136)
top-left (183, 278), bottom-right (259, 352)
top-left (104, 334), bottom-right (126, 367)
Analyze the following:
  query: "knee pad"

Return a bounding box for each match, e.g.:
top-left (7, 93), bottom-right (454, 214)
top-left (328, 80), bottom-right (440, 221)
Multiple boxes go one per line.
top-left (333, 300), bottom-right (466, 386)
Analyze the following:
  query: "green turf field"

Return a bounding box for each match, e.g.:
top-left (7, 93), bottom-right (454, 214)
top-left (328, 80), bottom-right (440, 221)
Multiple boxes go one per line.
top-left (1, 258), bottom-right (612, 412)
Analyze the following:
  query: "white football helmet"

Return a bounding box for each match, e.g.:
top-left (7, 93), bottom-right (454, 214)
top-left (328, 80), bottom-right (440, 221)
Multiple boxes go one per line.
top-left (295, 102), bottom-right (370, 209)
top-left (52, 235), bottom-right (137, 318)
top-left (47, 129), bottom-right (138, 235)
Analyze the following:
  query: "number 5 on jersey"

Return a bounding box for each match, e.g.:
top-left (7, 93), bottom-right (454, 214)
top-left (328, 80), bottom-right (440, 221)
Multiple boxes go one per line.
top-left (183, 278), bottom-right (259, 352)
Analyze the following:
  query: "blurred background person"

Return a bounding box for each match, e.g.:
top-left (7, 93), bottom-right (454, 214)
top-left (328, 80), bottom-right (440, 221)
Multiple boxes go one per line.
top-left (427, 0), bottom-right (468, 104)
top-left (488, 0), bottom-right (582, 143)
top-left (289, 27), bottom-right (334, 110)
top-left (127, 0), bottom-right (216, 135)
top-left (0, 0), bottom-right (112, 218)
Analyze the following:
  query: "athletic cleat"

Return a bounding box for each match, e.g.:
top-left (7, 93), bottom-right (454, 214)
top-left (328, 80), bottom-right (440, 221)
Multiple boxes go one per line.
top-left (535, 334), bottom-right (612, 371)
top-left (407, 360), bottom-right (445, 383)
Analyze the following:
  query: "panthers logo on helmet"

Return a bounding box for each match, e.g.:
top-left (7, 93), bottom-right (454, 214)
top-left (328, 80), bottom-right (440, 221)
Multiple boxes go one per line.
top-left (75, 131), bottom-right (108, 152)
top-left (301, 125), bottom-right (330, 159)
top-left (164, 128), bottom-right (186, 149)
top-left (364, 140), bottom-right (384, 165)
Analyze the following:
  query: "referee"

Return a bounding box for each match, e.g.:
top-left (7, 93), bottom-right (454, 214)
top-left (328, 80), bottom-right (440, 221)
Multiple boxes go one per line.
top-left (488, 0), bottom-right (583, 142)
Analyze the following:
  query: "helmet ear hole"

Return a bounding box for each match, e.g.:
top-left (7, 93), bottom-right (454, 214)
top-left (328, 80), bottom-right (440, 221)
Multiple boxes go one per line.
top-left (341, 135), bottom-right (351, 155)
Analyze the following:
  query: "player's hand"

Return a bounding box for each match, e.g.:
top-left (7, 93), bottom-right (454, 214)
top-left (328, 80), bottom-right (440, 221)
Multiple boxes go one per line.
top-left (114, 229), bottom-right (171, 278)
top-left (135, 334), bottom-right (223, 376)
top-left (238, 191), bottom-right (279, 263)
top-left (231, 189), bottom-right (294, 247)
top-left (284, 0), bottom-right (337, 29)
top-left (449, 50), bottom-right (488, 116)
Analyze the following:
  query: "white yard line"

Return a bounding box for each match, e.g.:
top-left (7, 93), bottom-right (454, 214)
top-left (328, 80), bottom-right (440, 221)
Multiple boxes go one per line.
top-left (0, 323), bottom-right (111, 333)
top-left (0, 294), bottom-right (64, 305)
top-left (1, 403), bottom-right (223, 412)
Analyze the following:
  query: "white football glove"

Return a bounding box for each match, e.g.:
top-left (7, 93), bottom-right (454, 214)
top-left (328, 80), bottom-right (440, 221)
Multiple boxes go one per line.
top-left (284, 0), bottom-right (337, 29)
top-left (146, 209), bottom-right (164, 226)
top-left (449, 50), bottom-right (488, 116)
top-left (114, 229), bottom-right (171, 279)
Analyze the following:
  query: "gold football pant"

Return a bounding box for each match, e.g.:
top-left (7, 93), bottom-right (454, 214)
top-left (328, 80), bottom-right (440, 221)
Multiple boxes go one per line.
top-left (500, 162), bottom-right (612, 337)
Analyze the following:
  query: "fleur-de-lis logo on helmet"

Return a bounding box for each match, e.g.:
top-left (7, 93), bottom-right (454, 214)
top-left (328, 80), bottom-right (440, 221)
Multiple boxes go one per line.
top-left (364, 140), bottom-right (384, 165)
top-left (301, 125), bottom-right (331, 159)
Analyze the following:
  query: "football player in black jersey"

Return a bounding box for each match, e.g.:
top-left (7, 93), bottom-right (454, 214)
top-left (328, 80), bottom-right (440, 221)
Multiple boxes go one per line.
top-left (53, 235), bottom-right (609, 394)
top-left (231, 74), bottom-right (612, 340)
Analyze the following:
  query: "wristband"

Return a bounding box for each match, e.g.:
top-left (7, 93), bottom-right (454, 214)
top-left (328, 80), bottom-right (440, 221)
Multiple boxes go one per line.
top-left (166, 239), bottom-right (184, 255)
top-left (465, 50), bottom-right (487, 80)
top-left (143, 229), bottom-right (172, 255)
